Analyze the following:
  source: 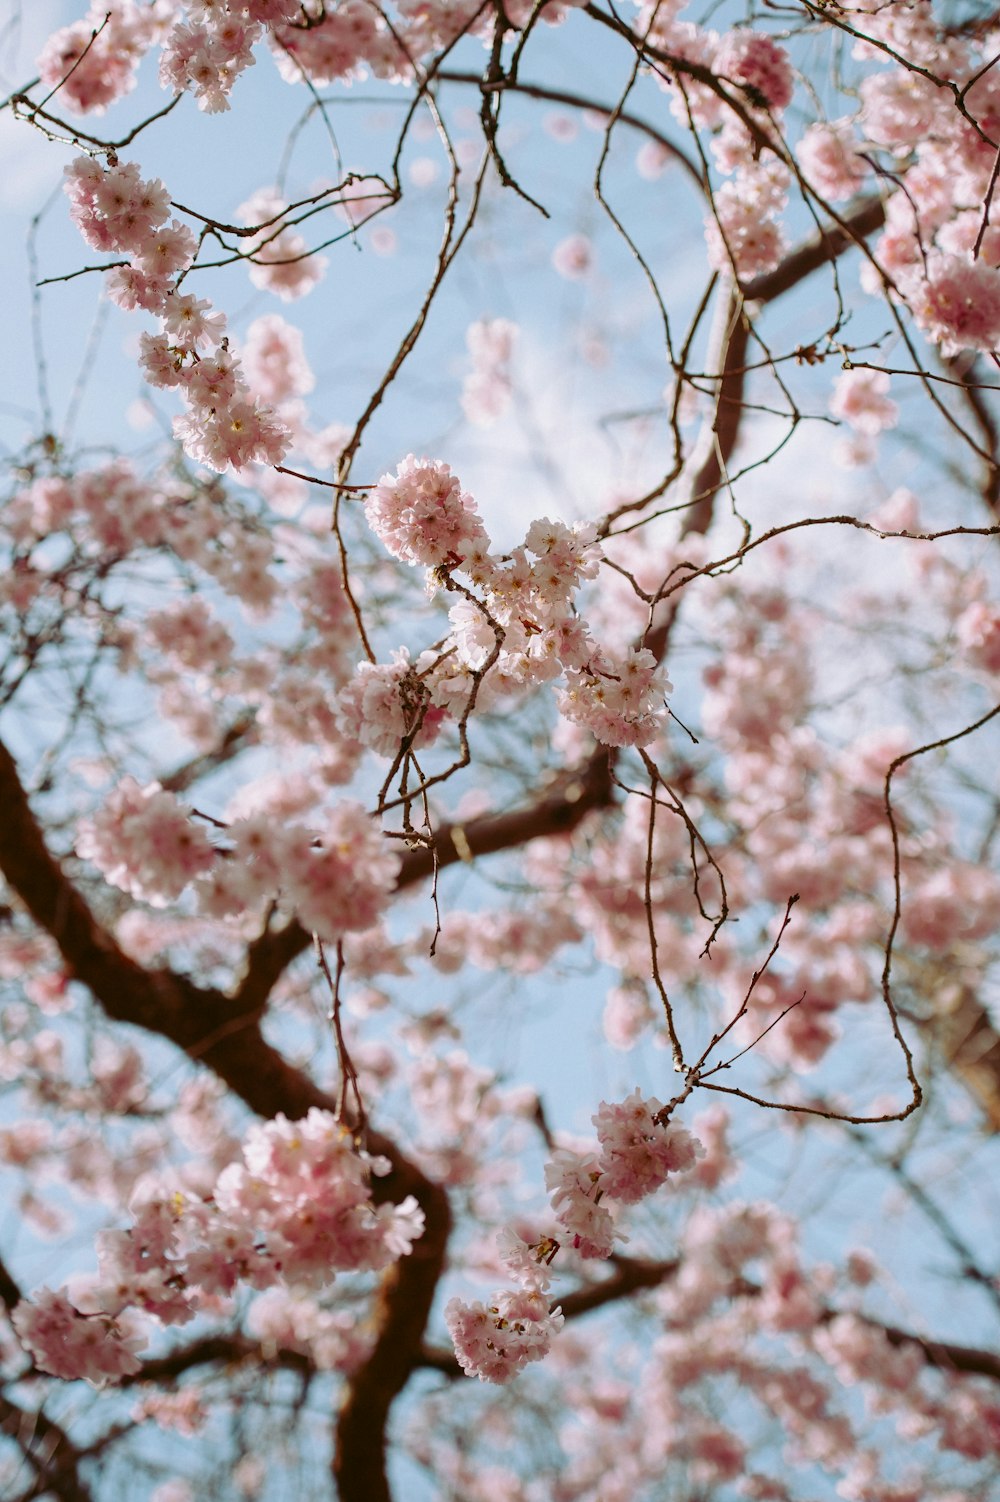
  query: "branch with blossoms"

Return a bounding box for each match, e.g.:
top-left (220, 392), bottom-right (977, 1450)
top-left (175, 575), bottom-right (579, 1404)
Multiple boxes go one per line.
top-left (3, 4), bottom-right (1000, 1502)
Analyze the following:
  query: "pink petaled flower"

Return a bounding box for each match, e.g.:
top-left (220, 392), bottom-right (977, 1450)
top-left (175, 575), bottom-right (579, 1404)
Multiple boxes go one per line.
top-left (713, 29), bottom-right (794, 112)
top-left (366, 454), bottom-right (489, 569)
top-left (145, 598), bottom-right (235, 672)
top-left (212, 1108), bottom-right (424, 1287)
top-left (64, 156), bottom-right (171, 255)
top-left (558, 648), bottom-right (670, 748)
top-left (551, 233), bottom-right (592, 280)
top-left (241, 314), bottom-right (315, 404)
top-left (159, 17), bottom-right (260, 114)
top-left (900, 861), bottom-right (1000, 949)
top-left (907, 253), bottom-right (1000, 355)
top-left (238, 188), bottom-right (328, 301)
top-left (705, 187), bottom-right (786, 280)
top-left (183, 349), bottom-right (240, 409)
top-left (603, 982), bottom-right (653, 1050)
top-left (797, 118), bottom-right (868, 202)
top-left (269, 2), bottom-right (383, 87)
top-left (162, 293), bottom-right (227, 352)
top-left (335, 654), bottom-right (446, 758)
top-left (37, 4), bottom-right (155, 116)
top-left (544, 1148), bottom-right (618, 1258)
top-left (138, 332), bottom-right (186, 389)
top-left (132, 1388), bottom-right (208, 1436)
top-left (461, 318), bottom-right (518, 425)
top-left (246, 0), bottom-right (302, 20)
top-left (135, 220), bottom-right (198, 279)
top-left (247, 1287), bottom-right (372, 1373)
top-left (76, 778), bottom-right (216, 906)
top-left (594, 1090), bottom-right (704, 1204)
top-left (829, 368), bottom-right (898, 436)
top-left (12, 1287), bottom-right (146, 1384)
top-left (445, 1287), bottom-right (563, 1383)
top-left (524, 516), bottom-right (603, 593)
top-left (279, 802), bottom-right (401, 943)
top-left (496, 1226), bottom-right (556, 1291)
top-left (104, 266), bottom-right (173, 314)
top-left (861, 68), bottom-right (941, 150)
top-left (173, 397), bottom-right (290, 474)
top-left (956, 600), bottom-right (1000, 674)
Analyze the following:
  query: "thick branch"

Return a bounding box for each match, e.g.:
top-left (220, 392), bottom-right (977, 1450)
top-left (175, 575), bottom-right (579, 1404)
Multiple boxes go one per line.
top-left (233, 751), bottom-right (615, 1012)
top-left (0, 1392), bottom-right (93, 1502)
top-left (419, 1253), bottom-right (1000, 1385)
top-left (0, 1252), bottom-right (24, 1314)
top-left (743, 195), bottom-right (886, 303)
top-left (947, 353), bottom-right (1000, 519)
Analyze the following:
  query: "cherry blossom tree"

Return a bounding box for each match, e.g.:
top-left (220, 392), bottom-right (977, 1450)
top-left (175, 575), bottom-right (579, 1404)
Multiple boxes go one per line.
top-left (1, 1), bottom-right (999, 1498)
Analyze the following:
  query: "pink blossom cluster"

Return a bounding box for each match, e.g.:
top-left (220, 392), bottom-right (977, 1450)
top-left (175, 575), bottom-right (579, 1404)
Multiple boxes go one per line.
top-left (196, 800), bottom-right (399, 939)
top-left (476, 522), bottom-right (669, 745)
top-left (713, 29), bottom-right (794, 113)
top-left (426, 902), bottom-right (584, 977)
top-left (335, 651), bottom-right (448, 758)
top-left (545, 1095), bottom-right (703, 1259)
top-left (240, 313), bottom-right (316, 404)
top-left (11, 1287), bottom-right (146, 1385)
top-left (956, 601), bottom-right (1000, 675)
top-left (237, 187), bottom-right (328, 301)
top-left (246, 1287), bottom-right (372, 1372)
top-left (269, 1), bottom-right (403, 88)
top-left (900, 861), bottom-right (1000, 950)
top-left (904, 253), bottom-right (1000, 357)
top-left (36, 0), bottom-right (163, 115)
top-left (145, 597), bottom-right (236, 674)
top-left (12, 1110), bottom-right (424, 1384)
top-left (265, 802), bottom-right (401, 941)
top-left (461, 318), bottom-right (518, 425)
top-left (558, 646), bottom-right (670, 748)
top-left (853, 15), bottom-right (1000, 356)
top-left (706, 153), bottom-right (789, 280)
top-left (64, 156), bottom-right (289, 473)
top-left (366, 455), bottom-right (489, 569)
top-left (592, 1089), bottom-right (705, 1203)
top-left (158, 2), bottom-right (298, 114)
top-left (210, 1109), bottom-right (424, 1287)
top-left (639, 1), bottom-right (1000, 364)
top-left (551, 233), bottom-right (593, 280)
top-left (77, 779), bottom-right (400, 942)
top-left (76, 777), bottom-right (217, 906)
top-left (6, 461), bottom-right (284, 630)
top-left (829, 368), bottom-right (899, 438)
top-left (445, 1098), bottom-right (701, 1381)
top-left (796, 118), bottom-right (870, 202)
top-left (366, 470), bottom-right (670, 746)
top-left (445, 1285), bottom-right (564, 1384)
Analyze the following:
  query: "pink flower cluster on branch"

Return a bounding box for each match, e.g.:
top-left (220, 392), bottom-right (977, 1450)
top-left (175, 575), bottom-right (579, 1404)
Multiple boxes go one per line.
top-left (77, 782), bottom-right (399, 943)
top-left (12, 1109), bottom-right (424, 1385)
top-left (64, 155), bottom-right (290, 474)
top-left (446, 1095), bottom-right (702, 1381)
top-left (364, 457), bottom-right (670, 747)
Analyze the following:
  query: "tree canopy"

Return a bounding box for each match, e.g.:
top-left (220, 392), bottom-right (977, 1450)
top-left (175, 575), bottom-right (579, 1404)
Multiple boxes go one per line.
top-left (0, 1), bottom-right (999, 1499)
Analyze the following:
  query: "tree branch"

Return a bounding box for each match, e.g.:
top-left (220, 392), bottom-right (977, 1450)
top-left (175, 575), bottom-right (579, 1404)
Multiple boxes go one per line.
top-left (418, 1253), bottom-right (1000, 1385)
top-left (0, 1392), bottom-right (94, 1502)
top-left (0, 733), bottom-right (450, 1502)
